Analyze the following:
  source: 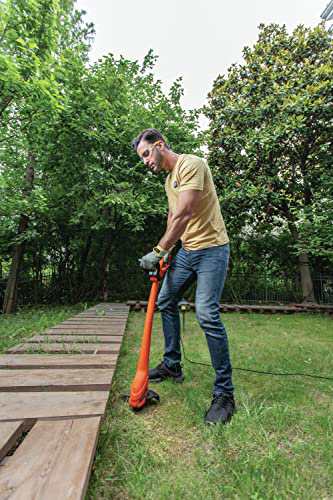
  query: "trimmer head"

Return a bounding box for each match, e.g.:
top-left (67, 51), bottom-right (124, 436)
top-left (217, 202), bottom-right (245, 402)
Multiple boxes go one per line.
top-left (122, 389), bottom-right (160, 411)
top-left (133, 389), bottom-right (160, 412)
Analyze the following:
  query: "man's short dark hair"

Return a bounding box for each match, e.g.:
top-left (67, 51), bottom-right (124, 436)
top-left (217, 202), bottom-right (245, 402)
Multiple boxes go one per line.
top-left (132, 128), bottom-right (169, 151)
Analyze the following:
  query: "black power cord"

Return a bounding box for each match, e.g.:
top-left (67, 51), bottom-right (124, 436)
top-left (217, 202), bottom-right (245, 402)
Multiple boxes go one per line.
top-left (179, 320), bottom-right (333, 383)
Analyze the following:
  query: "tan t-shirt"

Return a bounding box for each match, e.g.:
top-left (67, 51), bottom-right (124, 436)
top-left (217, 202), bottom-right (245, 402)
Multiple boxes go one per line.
top-left (165, 154), bottom-right (229, 251)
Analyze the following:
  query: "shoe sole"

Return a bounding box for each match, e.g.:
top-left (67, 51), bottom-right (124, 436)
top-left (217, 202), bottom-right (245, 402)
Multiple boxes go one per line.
top-left (204, 409), bottom-right (235, 425)
top-left (149, 375), bottom-right (185, 384)
top-left (205, 417), bottom-right (231, 425)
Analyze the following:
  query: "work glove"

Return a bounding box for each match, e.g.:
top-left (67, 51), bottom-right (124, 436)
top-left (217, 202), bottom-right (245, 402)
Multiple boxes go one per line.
top-left (139, 247), bottom-right (167, 271)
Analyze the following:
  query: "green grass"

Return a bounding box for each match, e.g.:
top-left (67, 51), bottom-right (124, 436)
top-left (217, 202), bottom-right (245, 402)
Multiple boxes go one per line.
top-left (0, 304), bottom-right (88, 353)
top-left (87, 312), bottom-right (333, 500)
top-left (1, 306), bottom-right (332, 498)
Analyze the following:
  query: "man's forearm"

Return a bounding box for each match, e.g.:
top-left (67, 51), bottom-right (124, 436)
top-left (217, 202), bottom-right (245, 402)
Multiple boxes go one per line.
top-left (158, 213), bottom-right (191, 251)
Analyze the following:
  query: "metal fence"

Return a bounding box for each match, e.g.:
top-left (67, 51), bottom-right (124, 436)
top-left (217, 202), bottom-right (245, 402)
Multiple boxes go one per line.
top-left (1, 273), bottom-right (332, 308)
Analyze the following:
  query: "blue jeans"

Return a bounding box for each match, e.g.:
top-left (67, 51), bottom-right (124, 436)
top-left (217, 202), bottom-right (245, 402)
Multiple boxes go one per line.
top-left (157, 244), bottom-right (234, 396)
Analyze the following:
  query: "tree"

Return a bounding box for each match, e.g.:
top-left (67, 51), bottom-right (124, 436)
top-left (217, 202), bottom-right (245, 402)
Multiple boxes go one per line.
top-left (0, 0), bottom-right (200, 309)
top-left (205, 24), bottom-right (333, 302)
top-left (37, 50), bottom-right (200, 301)
top-left (0, 0), bottom-right (94, 312)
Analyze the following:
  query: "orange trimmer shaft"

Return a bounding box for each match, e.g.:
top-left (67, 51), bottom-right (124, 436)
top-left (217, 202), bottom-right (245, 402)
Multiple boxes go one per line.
top-left (129, 257), bottom-right (169, 410)
top-left (128, 280), bottom-right (159, 409)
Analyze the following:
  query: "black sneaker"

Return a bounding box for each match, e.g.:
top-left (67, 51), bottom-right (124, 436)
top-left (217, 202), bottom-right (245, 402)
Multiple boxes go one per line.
top-left (204, 394), bottom-right (235, 425)
top-left (149, 361), bottom-right (184, 383)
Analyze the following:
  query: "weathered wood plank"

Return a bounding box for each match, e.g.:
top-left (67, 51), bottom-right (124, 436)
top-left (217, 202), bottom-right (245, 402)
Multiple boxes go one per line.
top-left (40, 328), bottom-right (124, 339)
top-left (76, 311), bottom-right (128, 314)
top-left (7, 343), bottom-right (121, 354)
top-left (27, 335), bottom-right (123, 344)
top-left (76, 315), bottom-right (128, 318)
top-left (49, 323), bottom-right (126, 328)
top-left (0, 354), bottom-right (117, 370)
top-left (80, 308), bottom-right (129, 314)
top-left (58, 323), bottom-right (126, 329)
top-left (63, 318), bottom-right (127, 322)
top-left (77, 311), bottom-right (129, 316)
top-left (0, 391), bottom-right (108, 421)
top-left (66, 316), bottom-right (128, 320)
top-left (0, 421), bottom-right (25, 461)
top-left (0, 417), bottom-right (101, 500)
top-left (44, 328), bottom-right (125, 337)
top-left (0, 368), bottom-right (114, 392)
top-left (48, 324), bottom-right (125, 330)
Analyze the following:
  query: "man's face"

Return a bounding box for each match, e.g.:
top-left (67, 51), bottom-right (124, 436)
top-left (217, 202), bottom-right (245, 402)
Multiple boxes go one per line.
top-left (137, 140), bottom-right (164, 174)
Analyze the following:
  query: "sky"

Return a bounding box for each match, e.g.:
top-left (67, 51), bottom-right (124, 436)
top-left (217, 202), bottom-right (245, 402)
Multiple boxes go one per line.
top-left (75, 0), bottom-right (329, 114)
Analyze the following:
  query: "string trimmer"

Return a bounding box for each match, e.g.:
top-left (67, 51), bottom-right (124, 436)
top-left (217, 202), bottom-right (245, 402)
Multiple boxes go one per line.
top-left (127, 255), bottom-right (171, 411)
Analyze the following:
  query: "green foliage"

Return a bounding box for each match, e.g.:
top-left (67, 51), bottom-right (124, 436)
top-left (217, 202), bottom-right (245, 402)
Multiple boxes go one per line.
top-left (205, 24), bottom-right (333, 271)
top-left (0, 0), bottom-right (200, 302)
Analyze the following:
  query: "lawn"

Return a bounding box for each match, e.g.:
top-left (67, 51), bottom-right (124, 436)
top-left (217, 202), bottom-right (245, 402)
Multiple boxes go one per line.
top-left (0, 304), bottom-right (87, 353)
top-left (87, 311), bottom-right (333, 500)
top-left (1, 307), bottom-right (332, 499)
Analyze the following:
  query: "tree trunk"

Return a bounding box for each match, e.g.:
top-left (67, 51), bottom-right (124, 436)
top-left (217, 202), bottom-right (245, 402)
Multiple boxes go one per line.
top-left (77, 234), bottom-right (92, 299)
top-left (99, 225), bottom-right (113, 302)
top-left (102, 263), bottom-right (110, 302)
top-left (288, 222), bottom-right (316, 304)
top-left (3, 156), bottom-right (35, 314)
top-left (298, 252), bottom-right (315, 303)
top-left (100, 243), bottom-right (112, 302)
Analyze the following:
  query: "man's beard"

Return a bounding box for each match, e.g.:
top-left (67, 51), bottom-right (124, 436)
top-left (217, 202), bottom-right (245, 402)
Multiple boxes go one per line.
top-left (152, 150), bottom-right (163, 173)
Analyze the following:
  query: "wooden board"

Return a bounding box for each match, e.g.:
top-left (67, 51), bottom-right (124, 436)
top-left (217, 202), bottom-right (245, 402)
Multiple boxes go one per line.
top-left (7, 343), bottom-right (122, 354)
top-left (79, 309), bottom-right (129, 314)
top-left (52, 323), bottom-right (126, 333)
top-left (0, 417), bottom-right (101, 500)
top-left (27, 335), bottom-right (123, 344)
top-left (42, 328), bottom-right (123, 342)
top-left (0, 354), bottom-right (117, 370)
top-left (59, 321), bottom-right (126, 326)
top-left (0, 391), bottom-right (109, 421)
top-left (47, 324), bottom-right (125, 330)
top-left (76, 315), bottom-right (128, 319)
top-left (0, 368), bottom-right (114, 392)
top-left (0, 421), bottom-right (25, 461)
top-left (65, 317), bottom-right (128, 321)
top-left (70, 311), bottom-right (128, 314)
top-left (77, 313), bottom-right (128, 317)
top-left (44, 328), bottom-right (124, 337)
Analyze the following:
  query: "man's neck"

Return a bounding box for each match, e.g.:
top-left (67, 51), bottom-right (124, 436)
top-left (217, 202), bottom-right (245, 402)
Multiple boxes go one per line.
top-left (163, 150), bottom-right (180, 172)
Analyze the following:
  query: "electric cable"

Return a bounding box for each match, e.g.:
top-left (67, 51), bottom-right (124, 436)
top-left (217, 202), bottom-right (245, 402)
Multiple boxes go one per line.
top-left (179, 328), bottom-right (333, 382)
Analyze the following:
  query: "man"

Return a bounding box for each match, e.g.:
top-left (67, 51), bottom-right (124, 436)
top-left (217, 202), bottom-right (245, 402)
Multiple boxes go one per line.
top-left (132, 128), bottom-right (235, 425)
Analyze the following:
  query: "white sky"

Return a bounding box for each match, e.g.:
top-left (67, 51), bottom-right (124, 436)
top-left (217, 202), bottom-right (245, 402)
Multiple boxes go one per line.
top-left (75, 0), bottom-right (328, 113)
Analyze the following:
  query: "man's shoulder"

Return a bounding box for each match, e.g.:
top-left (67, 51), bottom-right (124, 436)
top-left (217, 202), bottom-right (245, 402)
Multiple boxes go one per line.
top-left (177, 154), bottom-right (207, 173)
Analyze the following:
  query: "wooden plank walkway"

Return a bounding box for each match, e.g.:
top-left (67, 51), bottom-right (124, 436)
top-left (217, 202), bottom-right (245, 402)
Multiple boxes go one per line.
top-left (0, 303), bottom-right (129, 500)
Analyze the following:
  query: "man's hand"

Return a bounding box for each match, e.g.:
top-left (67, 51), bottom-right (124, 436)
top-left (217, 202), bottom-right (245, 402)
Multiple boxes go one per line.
top-left (139, 250), bottom-right (160, 271)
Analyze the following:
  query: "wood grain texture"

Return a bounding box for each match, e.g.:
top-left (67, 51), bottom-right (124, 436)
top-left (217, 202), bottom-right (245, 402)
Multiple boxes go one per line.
top-left (0, 417), bottom-right (101, 500)
top-left (0, 354), bottom-right (117, 369)
top-left (0, 391), bottom-right (109, 421)
top-left (7, 343), bottom-right (121, 354)
top-left (0, 368), bottom-right (114, 392)
top-left (27, 335), bottom-right (123, 343)
top-left (45, 329), bottom-right (124, 336)
top-left (0, 421), bottom-right (25, 461)
top-left (47, 325), bottom-right (125, 331)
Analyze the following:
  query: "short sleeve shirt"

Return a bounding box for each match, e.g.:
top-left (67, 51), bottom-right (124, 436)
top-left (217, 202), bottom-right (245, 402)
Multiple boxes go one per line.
top-left (165, 154), bottom-right (229, 250)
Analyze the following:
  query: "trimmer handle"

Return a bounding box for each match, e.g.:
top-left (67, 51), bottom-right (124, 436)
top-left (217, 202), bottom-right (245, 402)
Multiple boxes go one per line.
top-left (149, 253), bottom-right (171, 282)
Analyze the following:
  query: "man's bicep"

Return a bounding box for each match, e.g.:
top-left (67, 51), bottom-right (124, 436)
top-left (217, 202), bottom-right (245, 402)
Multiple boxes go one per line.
top-left (177, 189), bottom-right (201, 215)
